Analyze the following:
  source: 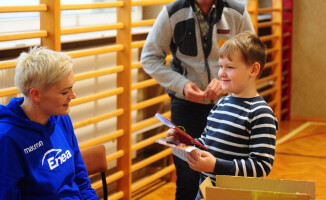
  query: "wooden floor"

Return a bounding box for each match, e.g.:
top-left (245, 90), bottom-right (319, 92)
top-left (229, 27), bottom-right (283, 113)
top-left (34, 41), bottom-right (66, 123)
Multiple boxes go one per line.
top-left (133, 120), bottom-right (326, 200)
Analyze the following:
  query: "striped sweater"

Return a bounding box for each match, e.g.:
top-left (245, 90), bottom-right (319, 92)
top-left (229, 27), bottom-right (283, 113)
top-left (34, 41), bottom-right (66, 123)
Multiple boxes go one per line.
top-left (196, 95), bottom-right (278, 184)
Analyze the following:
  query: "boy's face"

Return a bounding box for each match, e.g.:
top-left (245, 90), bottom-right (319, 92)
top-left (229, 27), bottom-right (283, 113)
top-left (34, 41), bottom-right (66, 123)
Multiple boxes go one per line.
top-left (218, 51), bottom-right (257, 97)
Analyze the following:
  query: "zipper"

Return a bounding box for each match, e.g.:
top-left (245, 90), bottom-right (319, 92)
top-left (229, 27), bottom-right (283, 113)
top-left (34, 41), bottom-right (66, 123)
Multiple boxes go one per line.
top-left (194, 6), bottom-right (215, 103)
top-left (194, 13), bottom-right (211, 88)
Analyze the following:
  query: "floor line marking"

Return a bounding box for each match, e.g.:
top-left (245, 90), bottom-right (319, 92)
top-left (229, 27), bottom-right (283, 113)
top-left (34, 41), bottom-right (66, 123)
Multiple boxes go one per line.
top-left (276, 121), bottom-right (312, 145)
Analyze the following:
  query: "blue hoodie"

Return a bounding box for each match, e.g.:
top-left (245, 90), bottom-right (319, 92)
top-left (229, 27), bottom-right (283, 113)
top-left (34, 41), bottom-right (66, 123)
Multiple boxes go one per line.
top-left (0, 97), bottom-right (98, 200)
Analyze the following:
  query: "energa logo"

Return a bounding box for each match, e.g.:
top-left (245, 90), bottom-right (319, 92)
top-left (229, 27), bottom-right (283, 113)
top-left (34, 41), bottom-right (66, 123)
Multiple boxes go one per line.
top-left (42, 149), bottom-right (72, 170)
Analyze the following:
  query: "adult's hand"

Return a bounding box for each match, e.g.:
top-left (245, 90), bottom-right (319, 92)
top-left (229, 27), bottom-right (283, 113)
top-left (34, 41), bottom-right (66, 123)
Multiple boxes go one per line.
top-left (204, 78), bottom-right (226, 100)
top-left (183, 81), bottom-right (205, 102)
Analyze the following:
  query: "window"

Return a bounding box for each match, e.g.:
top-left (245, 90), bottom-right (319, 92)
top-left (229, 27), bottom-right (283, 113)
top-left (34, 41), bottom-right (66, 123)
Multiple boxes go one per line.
top-left (0, 0), bottom-right (142, 49)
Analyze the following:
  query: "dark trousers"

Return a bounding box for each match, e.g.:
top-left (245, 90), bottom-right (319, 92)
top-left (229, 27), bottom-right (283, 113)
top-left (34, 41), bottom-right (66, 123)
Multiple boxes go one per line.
top-left (171, 97), bottom-right (214, 200)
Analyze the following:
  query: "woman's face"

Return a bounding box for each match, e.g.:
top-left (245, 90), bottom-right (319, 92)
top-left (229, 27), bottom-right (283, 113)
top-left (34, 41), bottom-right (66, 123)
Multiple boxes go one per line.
top-left (38, 71), bottom-right (76, 118)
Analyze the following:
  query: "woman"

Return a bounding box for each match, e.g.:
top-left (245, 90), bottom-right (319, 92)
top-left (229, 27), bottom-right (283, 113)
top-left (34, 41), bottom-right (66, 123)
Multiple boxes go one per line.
top-left (0, 47), bottom-right (98, 200)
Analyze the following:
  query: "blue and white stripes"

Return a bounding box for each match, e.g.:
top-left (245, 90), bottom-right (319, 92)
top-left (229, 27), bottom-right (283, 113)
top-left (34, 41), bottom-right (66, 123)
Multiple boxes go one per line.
top-left (196, 95), bottom-right (278, 183)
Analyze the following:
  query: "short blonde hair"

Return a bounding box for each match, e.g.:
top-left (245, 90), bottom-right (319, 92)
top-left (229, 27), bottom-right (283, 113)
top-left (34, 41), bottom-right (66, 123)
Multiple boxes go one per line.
top-left (219, 32), bottom-right (266, 77)
top-left (15, 46), bottom-right (73, 96)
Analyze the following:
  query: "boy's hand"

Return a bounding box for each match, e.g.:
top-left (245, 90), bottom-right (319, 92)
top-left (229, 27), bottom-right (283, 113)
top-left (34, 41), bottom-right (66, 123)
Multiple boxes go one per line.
top-left (204, 78), bottom-right (227, 100)
top-left (187, 150), bottom-right (216, 173)
top-left (166, 128), bottom-right (178, 141)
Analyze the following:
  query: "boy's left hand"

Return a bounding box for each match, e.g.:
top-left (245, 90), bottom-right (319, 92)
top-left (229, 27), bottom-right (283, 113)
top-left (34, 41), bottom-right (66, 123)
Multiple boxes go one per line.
top-left (204, 78), bottom-right (226, 100)
top-left (187, 150), bottom-right (216, 173)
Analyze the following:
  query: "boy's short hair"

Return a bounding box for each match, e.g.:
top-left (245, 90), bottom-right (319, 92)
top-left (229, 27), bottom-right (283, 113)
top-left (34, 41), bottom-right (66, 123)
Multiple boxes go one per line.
top-left (219, 32), bottom-right (266, 77)
top-left (15, 46), bottom-right (73, 96)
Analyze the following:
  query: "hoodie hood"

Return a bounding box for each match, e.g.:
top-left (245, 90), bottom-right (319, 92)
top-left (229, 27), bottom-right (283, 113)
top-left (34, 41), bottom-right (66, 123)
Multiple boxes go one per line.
top-left (0, 97), bottom-right (58, 134)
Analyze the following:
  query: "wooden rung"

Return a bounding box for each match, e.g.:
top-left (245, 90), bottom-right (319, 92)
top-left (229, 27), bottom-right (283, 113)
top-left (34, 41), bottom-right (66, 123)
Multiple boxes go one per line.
top-left (266, 47), bottom-right (278, 55)
top-left (283, 20), bottom-right (291, 24)
top-left (265, 61), bottom-right (278, 69)
top-left (283, 45), bottom-right (290, 51)
top-left (281, 108), bottom-right (289, 115)
top-left (283, 7), bottom-right (292, 12)
top-left (258, 21), bottom-right (280, 28)
top-left (256, 74), bottom-right (277, 86)
top-left (282, 71), bottom-right (289, 77)
top-left (260, 87), bottom-right (277, 97)
top-left (90, 171), bottom-right (125, 192)
top-left (107, 171), bottom-right (124, 185)
top-left (131, 55), bottom-right (172, 69)
top-left (0, 30), bottom-right (47, 42)
top-left (282, 58), bottom-right (289, 64)
top-left (131, 164), bottom-right (175, 192)
top-left (131, 55), bottom-right (171, 69)
top-left (131, 61), bottom-right (142, 69)
top-left (131, 111), bottom-right (171, 132)
top-left (268, 99), bottom-right (277, 108)
top-left (131, 132), bottom-right (166, 152)
top-left (131, 40), bottom-right (146, 49)
top-left (283, 32), bottom-right (291, 38)
top-left (132, 19), bottom-right (156, 27)
top-left (131, 79), bottom-right (158, 91)
top-left (282, 96), bottom-right (289, 102)
top-left (0, 60), bottom-right (16, 70)
top-left (107, 191), bottom-right (124, 200)
top-left (0, 69), bottom-right (125, 97)
top-left (79, 129), bottom-right (124, 149)
top-left (247, 10), bottom-right (254, 14)
top-left (61, 23), bottom-right (124, 35)
top-left (107, 150), bottom-right (124, 163)
top-left (0, 4), bottom-right (47, 13)
top-left (131, 148), bottom-right (172, 172)
top-left (73, 108), bottom-right (124, 129)
top-left (70, 88), bottom-right (124, 106)
top-left (92, 170), bottom-right (124, 191)
top-left (260, 34), bottom-right (279, 42)
top-left (282, 83), bottom-right (289, 90)
top-left (61, 2), bottom-right (124, 10)
top-left (131, 94), bottom-right (170, 111)
top-left (258, 8), bottom-right (281, 14)
top-left (66, 44), bottom-right (124, 58)
top-left (132, 0), bottom-right (174, 6)
top-left (0, 87), bottom-right (20, 97)
top-left (74, 65), bottom-right (124, 81)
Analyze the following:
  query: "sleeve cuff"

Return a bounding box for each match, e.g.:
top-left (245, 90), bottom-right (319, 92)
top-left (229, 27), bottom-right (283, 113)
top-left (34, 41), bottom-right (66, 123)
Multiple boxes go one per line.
top-left (214, 158), bottom-right (235, 175)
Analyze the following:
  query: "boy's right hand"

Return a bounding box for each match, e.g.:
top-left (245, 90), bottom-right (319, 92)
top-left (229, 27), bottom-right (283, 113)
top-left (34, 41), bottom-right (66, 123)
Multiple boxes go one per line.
top-left (166, 128), bottom-right (178, 141)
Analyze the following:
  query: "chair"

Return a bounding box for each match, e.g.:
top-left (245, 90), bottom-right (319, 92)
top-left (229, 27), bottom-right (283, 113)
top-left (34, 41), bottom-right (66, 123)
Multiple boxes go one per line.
top-left (81, 144), bottom-right (108, 200)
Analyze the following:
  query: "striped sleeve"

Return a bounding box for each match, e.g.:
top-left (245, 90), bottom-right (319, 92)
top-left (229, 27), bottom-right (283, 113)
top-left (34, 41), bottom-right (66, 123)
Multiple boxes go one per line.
top-left (213, 102), bottom-right (278, 177)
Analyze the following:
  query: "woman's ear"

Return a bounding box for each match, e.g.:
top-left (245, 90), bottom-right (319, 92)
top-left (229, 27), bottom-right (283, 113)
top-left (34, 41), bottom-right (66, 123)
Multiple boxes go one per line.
top-left (29, 88), bottom-right (41, 103)
top-left (250, 62), bottom-right (261, 78)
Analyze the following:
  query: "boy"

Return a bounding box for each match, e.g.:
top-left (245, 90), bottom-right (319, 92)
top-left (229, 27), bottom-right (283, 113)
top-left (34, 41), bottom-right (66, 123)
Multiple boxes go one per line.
top-left (141, 0), bottom-right (254, 198)
top-left (167, 32), bottom-right (278, 199)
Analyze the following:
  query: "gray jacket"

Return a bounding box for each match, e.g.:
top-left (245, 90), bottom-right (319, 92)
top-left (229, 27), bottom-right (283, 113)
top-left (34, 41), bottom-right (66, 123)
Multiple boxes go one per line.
top-left (141, 0), bottom-right (254, 104)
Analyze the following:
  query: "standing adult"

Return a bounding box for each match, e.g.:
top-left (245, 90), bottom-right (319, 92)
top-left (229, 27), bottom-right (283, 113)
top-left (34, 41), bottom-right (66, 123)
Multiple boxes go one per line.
top-left (141, 0), bottom-right (254, 199)
top-left (0, 47), bottom-right (98, 200)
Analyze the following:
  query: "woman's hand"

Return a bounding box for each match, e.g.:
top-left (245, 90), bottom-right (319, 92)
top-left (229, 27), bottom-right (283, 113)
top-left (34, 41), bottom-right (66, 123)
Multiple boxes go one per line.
top-left (187, 150), bottom-right (216, 173)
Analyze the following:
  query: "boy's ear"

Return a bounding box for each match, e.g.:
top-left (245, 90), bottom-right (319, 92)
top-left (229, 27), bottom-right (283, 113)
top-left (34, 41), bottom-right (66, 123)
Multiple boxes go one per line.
top-left (250, 62), bottom-right (260, 78)
top-left (29, 88), bottom-right (41, 103)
